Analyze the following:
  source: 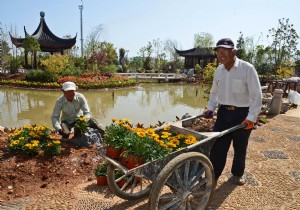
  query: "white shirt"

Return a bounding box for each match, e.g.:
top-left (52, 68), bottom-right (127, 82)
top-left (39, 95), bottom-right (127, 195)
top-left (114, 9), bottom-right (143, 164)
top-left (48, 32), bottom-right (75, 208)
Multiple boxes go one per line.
top-left (51, 92), bottom-right (91, 131)
top-left (207, 57), bottom-right (262, 122)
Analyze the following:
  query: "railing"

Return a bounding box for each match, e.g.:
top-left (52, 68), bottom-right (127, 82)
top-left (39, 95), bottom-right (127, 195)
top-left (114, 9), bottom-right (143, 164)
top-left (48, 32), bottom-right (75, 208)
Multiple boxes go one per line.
top-left (117, 73), bottom-right (186, 82)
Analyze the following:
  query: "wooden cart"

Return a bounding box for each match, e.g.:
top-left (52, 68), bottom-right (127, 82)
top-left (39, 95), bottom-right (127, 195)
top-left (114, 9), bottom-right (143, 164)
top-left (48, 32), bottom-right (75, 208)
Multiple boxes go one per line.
top-left (98, 116), bottom-right (245, 209)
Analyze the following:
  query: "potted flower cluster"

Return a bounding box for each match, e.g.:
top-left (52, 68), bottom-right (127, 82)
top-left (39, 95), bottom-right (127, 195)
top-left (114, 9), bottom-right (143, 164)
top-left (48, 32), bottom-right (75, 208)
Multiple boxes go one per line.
top-left (94, 162), bottom-right (108, 186)
top-left (103, 118), bottom-right (200, 169)
top-left (104, 118), bottom-right (132, 158)
top-left (74, 116), bottom-right (90, 136)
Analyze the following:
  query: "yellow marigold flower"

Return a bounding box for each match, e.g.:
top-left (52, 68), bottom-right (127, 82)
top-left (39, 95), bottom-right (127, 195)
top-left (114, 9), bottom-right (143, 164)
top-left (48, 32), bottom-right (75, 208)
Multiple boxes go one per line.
top-left (48, 143), bottom-right (53, 147)
top-left (161, 131), bottom-right (172, 139)
top-left (111, 118), bottom-right (118, 122)
top-left (137, 131), bottom-right (146, 137)
top-left (18, 137), bottom-right (25, 140)
top-left (176, 134), bottom-right (185, 139)
top-left (166, 142), bottom-right (177, 148)
top-left (151, 134), bottom-right (160, 140)
top-left (80, 117), bottom-right (86, 121)
top-left (53, 140), bottom-right (61, 144)
top-left (146, 128), bottom-right (155, 135)
top-left (49, 135), bottom-right (57, 139)
top-left (163, 126), bottom-right (171, 131)
top-left (123, 118), bottom-right (131, 123)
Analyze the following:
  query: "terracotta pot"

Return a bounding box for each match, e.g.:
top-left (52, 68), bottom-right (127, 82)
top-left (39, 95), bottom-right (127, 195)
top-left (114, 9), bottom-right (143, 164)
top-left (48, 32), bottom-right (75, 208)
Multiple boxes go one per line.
top-left (97, 175), bottom-right (108, 186)
top-left (106, 146), bottom-right (121, 159)
top-left (127, 154), bottom-right (145, 169)
top-left (118, 179), bottom-right (127, 188)
top-left (120, 156), bottom-right (128, 167)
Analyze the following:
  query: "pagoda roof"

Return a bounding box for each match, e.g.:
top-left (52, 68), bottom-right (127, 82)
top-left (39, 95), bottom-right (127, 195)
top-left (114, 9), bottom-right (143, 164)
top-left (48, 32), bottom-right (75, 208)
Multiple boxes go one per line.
top-left (175, 47), bottom-right (215, 57)
top-left (10, 11), bottom-right (76, 52)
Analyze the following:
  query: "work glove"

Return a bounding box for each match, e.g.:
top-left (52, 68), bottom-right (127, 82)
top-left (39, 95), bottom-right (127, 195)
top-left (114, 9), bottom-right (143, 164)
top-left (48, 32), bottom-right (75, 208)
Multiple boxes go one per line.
top-left (203, 109), bottom-right (213, 119)
top-left (242, 119), bottom-right (254, 130)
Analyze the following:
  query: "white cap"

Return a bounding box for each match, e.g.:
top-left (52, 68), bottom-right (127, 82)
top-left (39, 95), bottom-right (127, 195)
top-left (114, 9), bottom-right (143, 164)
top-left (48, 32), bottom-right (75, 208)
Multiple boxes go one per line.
top-left (62, 81), bottom-right (77, 91)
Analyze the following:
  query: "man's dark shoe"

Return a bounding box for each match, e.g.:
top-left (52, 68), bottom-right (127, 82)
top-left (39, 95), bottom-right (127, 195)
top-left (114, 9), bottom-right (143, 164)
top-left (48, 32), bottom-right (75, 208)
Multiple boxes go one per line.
top-left (233, 176), bottom-right (246, 185)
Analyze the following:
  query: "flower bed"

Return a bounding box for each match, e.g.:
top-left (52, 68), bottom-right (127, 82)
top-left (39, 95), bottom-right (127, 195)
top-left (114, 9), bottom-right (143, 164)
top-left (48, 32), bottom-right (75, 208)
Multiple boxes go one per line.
top-left (7, 125), bottom-right (61, 156)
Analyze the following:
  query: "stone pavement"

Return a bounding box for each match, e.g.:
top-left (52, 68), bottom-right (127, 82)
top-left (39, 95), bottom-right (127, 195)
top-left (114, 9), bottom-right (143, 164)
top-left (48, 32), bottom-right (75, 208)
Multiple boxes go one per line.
top-left (0, 107), bottom-right (300, 209)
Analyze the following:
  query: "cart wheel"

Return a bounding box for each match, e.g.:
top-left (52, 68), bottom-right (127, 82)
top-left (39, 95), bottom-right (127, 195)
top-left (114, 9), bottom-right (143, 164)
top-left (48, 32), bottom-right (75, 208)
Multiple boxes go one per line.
top-left (148, 152), bottom-right (215, 210)
top-left (107, 163), bottom-right (152, 200)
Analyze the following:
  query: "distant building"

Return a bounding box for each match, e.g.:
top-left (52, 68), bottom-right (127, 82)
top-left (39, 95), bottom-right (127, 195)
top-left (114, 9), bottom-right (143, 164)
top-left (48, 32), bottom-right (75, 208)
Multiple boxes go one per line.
top-left (10, 11), bottom-right (76, 68)
top-left (175, 47), bottom-right (216, 69)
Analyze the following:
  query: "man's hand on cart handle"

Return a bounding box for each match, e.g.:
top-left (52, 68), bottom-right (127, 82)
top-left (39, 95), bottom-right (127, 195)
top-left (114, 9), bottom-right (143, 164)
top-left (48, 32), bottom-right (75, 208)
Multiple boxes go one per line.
top-left (241, 119), bottom-right (254, 130)
top-left (203, 109), bottom-right (214, 119)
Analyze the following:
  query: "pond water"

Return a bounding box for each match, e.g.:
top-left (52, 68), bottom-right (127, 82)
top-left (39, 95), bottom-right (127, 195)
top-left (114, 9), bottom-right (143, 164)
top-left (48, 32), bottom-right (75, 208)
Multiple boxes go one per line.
top-left (0, 83), bottom-right (209, 129)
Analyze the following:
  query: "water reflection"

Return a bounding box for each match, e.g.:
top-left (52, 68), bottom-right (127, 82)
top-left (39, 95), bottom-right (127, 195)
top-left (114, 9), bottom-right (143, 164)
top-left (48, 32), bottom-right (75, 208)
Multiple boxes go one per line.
top-left (0, 83), bottom-right (208, 129)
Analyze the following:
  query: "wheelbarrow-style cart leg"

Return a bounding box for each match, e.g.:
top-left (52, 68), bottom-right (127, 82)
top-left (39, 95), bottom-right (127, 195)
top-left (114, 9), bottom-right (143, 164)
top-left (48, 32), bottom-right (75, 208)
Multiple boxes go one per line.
top-left (107, 163), bottom-right (152, 200)
top-left (148, 152), bottom-right (215, 210)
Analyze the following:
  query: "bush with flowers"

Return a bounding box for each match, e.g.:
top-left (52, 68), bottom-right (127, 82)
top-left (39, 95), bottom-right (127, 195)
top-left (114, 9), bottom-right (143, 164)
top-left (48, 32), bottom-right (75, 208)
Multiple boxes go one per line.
top-left (104, 118), bottom-right (200, 163)
top-left (7, 125), bottom-right (61, 157)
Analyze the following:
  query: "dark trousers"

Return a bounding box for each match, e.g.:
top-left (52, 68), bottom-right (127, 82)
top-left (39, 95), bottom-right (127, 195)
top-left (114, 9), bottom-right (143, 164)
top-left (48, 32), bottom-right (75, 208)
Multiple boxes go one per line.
top-left (210, 106), bottom-right (252, 180)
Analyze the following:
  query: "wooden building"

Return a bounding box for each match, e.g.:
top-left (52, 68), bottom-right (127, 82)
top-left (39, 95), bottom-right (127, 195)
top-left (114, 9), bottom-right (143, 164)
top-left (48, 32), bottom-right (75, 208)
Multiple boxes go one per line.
top-left (10, 11), bottom-right (76, 68)
top-left (175, 47), bottom-right (216, 69)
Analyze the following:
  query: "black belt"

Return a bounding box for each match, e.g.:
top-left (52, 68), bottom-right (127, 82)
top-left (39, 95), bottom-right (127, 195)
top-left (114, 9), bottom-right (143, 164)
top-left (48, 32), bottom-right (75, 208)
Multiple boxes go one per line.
top-left (220, 105), bottom-right (248, 111)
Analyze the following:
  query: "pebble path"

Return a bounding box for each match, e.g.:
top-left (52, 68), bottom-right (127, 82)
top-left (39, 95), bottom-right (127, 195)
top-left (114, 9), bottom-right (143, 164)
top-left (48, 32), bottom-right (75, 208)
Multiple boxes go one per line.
top-left (0, 108), bottom-right (300, 209)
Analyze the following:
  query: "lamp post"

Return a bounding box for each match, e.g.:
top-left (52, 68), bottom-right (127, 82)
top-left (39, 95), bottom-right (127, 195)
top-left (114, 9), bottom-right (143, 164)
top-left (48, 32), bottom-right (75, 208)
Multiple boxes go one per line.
top-left (78, 0), bottom-right (84, 57)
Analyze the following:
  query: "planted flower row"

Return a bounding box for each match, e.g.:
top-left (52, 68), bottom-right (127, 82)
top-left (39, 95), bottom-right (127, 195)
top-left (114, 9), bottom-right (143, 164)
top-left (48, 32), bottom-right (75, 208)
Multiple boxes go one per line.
top-left (7, 125), bottom-right (61, 156)
top-left (104, 118), bottom-right (199, 162)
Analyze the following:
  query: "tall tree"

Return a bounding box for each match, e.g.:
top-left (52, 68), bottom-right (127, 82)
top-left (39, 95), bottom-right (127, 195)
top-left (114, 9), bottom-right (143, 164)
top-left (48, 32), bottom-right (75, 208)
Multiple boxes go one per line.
top-left (23, 36), bottom-right (41, 69)
top-left (193, 32), bottom-right (214, 48)
top-left (84, 25), bottom-right (103, 58)
top-left (236, 32), bottom-right (247, 60)
top-left (268, 18), bottom-right (299, 73)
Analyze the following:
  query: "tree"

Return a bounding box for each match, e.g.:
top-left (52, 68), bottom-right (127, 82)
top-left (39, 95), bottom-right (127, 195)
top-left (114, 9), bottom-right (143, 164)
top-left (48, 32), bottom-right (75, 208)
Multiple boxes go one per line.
top-left (88, 51), bottom-right (106, 72)
top-left (193, 32), bottom-right (214, 48)
top-left (84, 25), bottom-right (103, 58)
top-left (236, 32), bottom-right (247, 60)
top-left (23, 36), bottom-right (41, 69)
top-left (98, 42), bottom-right (118, 65)
top-left (268, 18), bottom-right (299, 74)
top-left (139, 42), bottom-right (153, 71)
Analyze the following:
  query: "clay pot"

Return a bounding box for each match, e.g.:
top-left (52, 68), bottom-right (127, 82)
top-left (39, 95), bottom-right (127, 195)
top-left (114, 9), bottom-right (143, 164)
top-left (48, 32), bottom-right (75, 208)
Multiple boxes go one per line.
top-left (96, 175), bottom-right (108, 186)
top-left (106, 146), bottom-right (121, 159)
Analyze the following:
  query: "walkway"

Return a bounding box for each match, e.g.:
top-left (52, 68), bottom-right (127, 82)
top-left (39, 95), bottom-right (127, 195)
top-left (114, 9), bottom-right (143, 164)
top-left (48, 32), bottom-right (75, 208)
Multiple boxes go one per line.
top-left (1, 107), bottom-right (300, 209)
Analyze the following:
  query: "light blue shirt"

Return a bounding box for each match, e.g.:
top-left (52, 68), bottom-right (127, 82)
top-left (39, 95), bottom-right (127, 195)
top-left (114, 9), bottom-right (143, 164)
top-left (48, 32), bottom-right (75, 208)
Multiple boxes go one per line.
top-left (207, 57), bottom-right (262, 122)
top-left (51, 92), bottom-right (91, 131)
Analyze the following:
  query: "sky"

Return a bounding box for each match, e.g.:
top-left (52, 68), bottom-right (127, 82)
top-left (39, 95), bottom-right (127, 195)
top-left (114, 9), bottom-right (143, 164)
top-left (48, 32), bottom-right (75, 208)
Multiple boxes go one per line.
top-left (1, 0), bottom-right (300, 57)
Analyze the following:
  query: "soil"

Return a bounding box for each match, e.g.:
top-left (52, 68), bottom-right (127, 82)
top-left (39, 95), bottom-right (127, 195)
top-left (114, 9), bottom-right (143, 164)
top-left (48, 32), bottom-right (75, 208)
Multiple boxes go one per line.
top-left (0, 130), bottom-right (103, 203)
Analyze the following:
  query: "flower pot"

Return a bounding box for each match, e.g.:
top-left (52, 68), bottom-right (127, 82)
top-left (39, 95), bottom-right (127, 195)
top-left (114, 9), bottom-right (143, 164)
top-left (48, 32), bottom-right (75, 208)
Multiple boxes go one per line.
top-left (127, 154), bottom-right (145, 169)
top-left (96, 175), bottom-right (108, 186)
top-left (106, 146), bottom-right (121, 159)
top-left (118, 179), bottom-right (127, 188)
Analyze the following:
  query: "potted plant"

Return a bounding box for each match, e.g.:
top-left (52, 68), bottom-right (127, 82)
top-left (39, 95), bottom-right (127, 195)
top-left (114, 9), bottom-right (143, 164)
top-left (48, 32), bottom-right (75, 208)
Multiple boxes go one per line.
top-left (94, 162), bottom-right (108, 186)
top-left (74, 116), bottom-right (90, 136)
top-left (104, 118), bottom-right (132, 158)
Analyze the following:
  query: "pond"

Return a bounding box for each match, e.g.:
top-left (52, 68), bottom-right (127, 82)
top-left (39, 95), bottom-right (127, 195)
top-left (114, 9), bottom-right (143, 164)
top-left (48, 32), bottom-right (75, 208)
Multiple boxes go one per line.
top-left (0, 83), bottom-right (209, 129)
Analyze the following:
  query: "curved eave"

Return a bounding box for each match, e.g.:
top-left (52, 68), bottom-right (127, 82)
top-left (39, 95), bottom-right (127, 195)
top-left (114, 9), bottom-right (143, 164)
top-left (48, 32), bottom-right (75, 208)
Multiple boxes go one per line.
top-left (31, 17), bottom-right (77, 49)
top-left (9, 32), bottom-right (25, 47)
top-left (175, 47), bottom-right (215, 57)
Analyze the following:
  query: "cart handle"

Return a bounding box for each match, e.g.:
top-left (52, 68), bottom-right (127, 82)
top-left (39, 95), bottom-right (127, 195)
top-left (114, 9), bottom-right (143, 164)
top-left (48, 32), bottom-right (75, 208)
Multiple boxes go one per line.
top-left (181, 113), bottom-right (207, 124)
top-left (184, 123), bottom-right (247, 151)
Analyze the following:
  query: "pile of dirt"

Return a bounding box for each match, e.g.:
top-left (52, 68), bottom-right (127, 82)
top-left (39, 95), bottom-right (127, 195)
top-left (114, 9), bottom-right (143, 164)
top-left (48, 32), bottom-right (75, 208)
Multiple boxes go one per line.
top-left (0, 131), bottom-right (103, 203)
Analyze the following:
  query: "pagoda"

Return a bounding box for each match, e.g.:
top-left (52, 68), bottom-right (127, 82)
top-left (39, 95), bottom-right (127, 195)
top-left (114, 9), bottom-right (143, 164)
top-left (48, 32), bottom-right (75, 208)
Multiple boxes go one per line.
top-left (175, 47), bottom-right (216, 69)
top-left (10, 11), bottom-right (77, 68)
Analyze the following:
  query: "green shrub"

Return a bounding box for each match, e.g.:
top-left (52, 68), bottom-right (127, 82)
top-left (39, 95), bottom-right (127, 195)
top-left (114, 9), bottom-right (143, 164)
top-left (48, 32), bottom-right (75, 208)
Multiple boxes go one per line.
top-left (25, 69), bottom-right (57, 82)
top-left (100, 65), bottom-right (119, 73)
